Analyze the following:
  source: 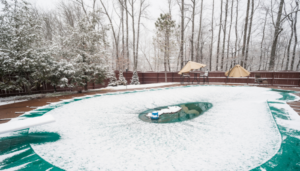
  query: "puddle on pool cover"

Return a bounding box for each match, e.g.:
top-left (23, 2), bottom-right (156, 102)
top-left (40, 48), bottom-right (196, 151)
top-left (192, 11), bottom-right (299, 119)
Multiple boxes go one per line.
top-left (139, 102), bottom-right (213, 123)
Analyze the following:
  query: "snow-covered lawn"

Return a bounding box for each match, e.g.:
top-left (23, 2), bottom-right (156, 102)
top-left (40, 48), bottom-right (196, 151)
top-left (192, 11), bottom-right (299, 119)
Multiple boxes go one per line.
top-left (25, 85), bottom-right (299, 170)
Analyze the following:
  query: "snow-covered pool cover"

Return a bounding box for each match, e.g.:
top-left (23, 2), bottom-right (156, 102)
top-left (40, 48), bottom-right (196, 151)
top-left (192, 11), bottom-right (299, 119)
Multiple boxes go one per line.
top-left (25, 86), bottom-right (288, 170)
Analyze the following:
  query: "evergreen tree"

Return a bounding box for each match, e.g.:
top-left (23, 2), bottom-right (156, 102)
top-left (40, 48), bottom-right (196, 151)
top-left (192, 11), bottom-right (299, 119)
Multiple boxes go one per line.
top-left (0, 0), bottom-right (50, 92)
top-left (61, 11), bottom-right (108, 91)
top-left (107, 71), bottom-right (118, 87)
top-left (130, 71), bottom-right (140, 85)
top-left (117, 70), bottom-right (127, 85)
top-left (154, 13), bottom-right (176, 71)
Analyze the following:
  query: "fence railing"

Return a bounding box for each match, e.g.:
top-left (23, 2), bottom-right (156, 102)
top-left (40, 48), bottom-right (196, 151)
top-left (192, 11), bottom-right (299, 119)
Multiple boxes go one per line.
top-left (118, 71), bottom-right (300, 87)
top-left (1, 71), bottom-right (300, 97)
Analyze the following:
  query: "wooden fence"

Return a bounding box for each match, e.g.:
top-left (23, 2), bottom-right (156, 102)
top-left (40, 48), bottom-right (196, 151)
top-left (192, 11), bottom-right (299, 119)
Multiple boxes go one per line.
top-left (1, 71), bottom-right (300, 97)
top-left (117, 71), bottom-right (300, 87)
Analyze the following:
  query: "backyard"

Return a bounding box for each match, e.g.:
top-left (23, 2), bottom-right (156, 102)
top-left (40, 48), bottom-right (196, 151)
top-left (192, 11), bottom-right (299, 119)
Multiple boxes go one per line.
top-left (1, 0), bottom-right (300, 170)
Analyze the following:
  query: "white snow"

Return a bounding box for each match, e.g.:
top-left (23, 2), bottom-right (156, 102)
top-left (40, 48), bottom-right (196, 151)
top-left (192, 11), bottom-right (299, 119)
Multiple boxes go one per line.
top-left (0, 115), bottom-right (55, 134)
top-left (146, 106), bottom-right (182, 117)
top-left (0, 92), bottom-right (76, 106)
top-left (270, 102), bottom-right (300, 133)
top-left (0, 100), bottom-right (28, 106)
top-left (29, 86), bottom-right (289, 171)
top-left (0, 83), bottom-right (178, 106)
top-left (93, 82), bottom-right (180, 91)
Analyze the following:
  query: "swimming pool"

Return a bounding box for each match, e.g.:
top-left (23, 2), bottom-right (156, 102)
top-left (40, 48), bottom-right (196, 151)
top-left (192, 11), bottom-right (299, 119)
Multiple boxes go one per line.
top-left (1, 85), bottom-right (300, 170)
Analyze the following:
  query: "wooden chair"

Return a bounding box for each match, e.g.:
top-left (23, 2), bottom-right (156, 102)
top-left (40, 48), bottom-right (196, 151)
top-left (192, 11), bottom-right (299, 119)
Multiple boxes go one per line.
top-left (180, 73), bottom-right (190, 84)
top-left (202, 71), bottom-right (209, 84)
top-left (255, 73), bottom-right (268, 86)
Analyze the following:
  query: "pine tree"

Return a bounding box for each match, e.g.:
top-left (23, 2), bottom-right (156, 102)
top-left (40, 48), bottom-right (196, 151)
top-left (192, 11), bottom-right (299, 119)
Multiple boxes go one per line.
top-left (130, 71), bottom-right (140, 85)
top-left (155, 13), bottom-right (176, 71)
top-left (0, 0), bottom-right (49, 92)
top-left (107, 71), bottom-right (118, 87)
top-left (117, 71), bottom-right (127, 85)
top-left (61, 11), bottom-right (108, 91)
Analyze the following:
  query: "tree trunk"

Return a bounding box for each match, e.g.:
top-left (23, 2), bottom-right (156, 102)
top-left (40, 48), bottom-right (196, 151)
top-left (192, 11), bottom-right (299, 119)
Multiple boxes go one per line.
top-left (191, 0), bottom-right (195, 61)
top-left (131, 0), bottom-right (136, 71)
top-left (290, 0), bottom-right (298, 71)
top-left (121, 0), bottom-right (125, 71)
top-left (180, 0), bottom-right (184, 68)
top-left (245, 0), bottom-right (254, 69)
top-left (259, 9), bottom-right (268, 70)
top-left (221, 0), bottom-right (228, 71)
top-left (100, 0), bottom-right (119, 69)
top-left (286, 18), bottom-right (294, 70)
top-left (281, 44), bottom-right (287, 70)
top-left (234, 0), bottom-right (239, 66)
top-left (164, 34), bottom-right (167, 71)
top-left (241, 0), bottom-right (250, 67)
top-left (135, 0), bottom-right (144, 71)
top-left (167, 28), bottom-right (171, 71)
top-left (226, 0), bottom-right (234, 71)
top-left (209, 0), bottom-right (214, 71)
top-left (196, 0), bottom-right (203, 63)
top-left (125, 0), bottom-right (130, 70)
top-left (216, 0), bottom-right (223, 71)
top-left (269, 0), bottom-right (284, 71)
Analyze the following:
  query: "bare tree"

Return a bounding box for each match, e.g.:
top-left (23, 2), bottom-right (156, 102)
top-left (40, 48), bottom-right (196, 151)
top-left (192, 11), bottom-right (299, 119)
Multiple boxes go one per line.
top-left (121, 0), bottom-right (125, 70)
top-left (234, 0), bottom-right (239, 66)
top-left (180, 0), bottom-right (185, 68)
top-left (125, 0), bottom-right (130, 70)
top-left (226, 0), bottom-right (234, 71)
top-left (290, 0), bottom-right (299, 70)
top-left (269, 0), bottom-right (285, 71)
top-left (100, 0), bottom-right (120, 69)
top-left (209, 0), bottom-right (214, 71)
top-left (241, 0), bottom-right (250, 67)
top-left (244, 0), bottom-right (254, 69)
top-left (216, 0), bottom-right (223, 71)
top-left (221, 0), bottom-right (228, 71)
top-left (196, 0), bottom-right (203, 63)
top-left (190, 0), bottom-right (196, 61)
top-left (259, 8), bottom-right (268, 70)
top-left (285, 5), bottom-right (294, 70)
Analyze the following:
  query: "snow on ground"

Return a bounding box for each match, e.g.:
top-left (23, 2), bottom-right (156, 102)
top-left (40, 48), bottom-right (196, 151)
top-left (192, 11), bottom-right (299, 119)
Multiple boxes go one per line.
top-left (92, 82), bottom-right (180, 91)
top-left (29, 86), bottom-right (289, 171)
top-left (0, 83), bottom-right (178, 106)
top-left (0, 115), bottom-right (55, 134)
top-left (0, 100), bottom-right (28, 106)
top-left (0, 92), bottom-right (76, 106)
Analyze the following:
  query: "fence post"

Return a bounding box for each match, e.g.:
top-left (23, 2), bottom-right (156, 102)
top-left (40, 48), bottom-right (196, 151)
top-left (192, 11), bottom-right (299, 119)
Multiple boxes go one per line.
top-left (142, 73), bottom-right (144, 84)
top-left (157, 73), bottom-right (159, 83)
top-left (272, 72), bottom-right (274, 86)
top-left (299, 73), bottom-right (300, 87)
top-left (172, 73), bottom-right (174, 82)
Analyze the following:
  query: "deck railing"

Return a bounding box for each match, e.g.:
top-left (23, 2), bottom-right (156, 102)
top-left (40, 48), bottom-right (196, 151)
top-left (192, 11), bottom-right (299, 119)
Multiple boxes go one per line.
top-left (1, 71), bottom-right (300, 97)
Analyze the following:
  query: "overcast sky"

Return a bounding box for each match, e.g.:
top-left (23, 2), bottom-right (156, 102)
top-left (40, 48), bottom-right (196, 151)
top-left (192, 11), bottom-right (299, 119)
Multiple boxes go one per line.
top-left (27, 0), bottom-right (223, 41)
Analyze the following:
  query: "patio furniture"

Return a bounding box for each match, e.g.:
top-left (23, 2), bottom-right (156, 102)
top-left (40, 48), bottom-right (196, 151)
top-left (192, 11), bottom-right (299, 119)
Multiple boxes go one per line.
top-left (178, 61), bottom-right (206, 84)
top-left (180, 73), bottom-right (191, 84)
top-left (192, 72), bottom-right (200, 84)
top-left (200, 70), bottom-right (209, 84)
top-left (255, 74), bottom-right (268, 86)
top-left (225, 65), bottom-right (250, 83)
